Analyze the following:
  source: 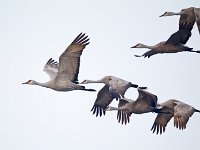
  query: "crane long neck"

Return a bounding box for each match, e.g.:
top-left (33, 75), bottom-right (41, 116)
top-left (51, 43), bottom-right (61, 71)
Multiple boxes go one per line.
top-left (140, 44), bottom-right (155, 49)
top-left (168, 11), bottom-right (183, 16)
top-left (107, 106), bottom-right (125, 111)
top-left (33, 81), bottom-right (52, 88)
top-left (86, 79), bottom-right (107, 84)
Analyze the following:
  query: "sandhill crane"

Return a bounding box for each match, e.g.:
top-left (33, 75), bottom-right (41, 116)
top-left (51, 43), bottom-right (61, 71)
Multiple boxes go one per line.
top-left (81, 76), bottom-right (147, 100)
top-left (151, 99), bottom-right (200, 134)
top-left (160, 7), bottom-right (200, 34)
top-left (22, 33), bottom-right (95, 92)
top-left (131, 28), bottom-right (200, 58)
top-left (106, 89), bottom-right (161, 125)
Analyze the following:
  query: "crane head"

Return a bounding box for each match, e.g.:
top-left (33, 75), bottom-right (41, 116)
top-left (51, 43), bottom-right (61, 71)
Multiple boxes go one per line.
top-left (80, 80), bottom-right (89, 84)
top-left (159, 11), bottom-right (182, 17)
top-left (131, 43), bottom-right (144, 48)
top-left (22, 80), bottom-right (35, 85)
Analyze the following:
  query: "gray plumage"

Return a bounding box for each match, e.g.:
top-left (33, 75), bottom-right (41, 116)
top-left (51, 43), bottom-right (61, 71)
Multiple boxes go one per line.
top-left (132, 7), bottom-right (200, 58)
top-left (165, 28), bottom-right (191, 45)
top-left (151, 99), bottom-right (200, 135)
top-left (23, 33), bottom-right (95, 92)
top-left (160, 7), bottom-right (200, 34)
top-left (81, 76), bottom-right (147, 100)
top-left (106, 89), bottom-right (160, 125)
top-left (131, 30), bottom-right (200, 58)
top-left (91, 85), bottom-right (115, 117)
top-left (43, 58), bottom-right (59, 80)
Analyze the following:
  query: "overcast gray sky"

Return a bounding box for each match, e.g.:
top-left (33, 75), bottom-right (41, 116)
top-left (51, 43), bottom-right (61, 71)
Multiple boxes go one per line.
top-left (1, 0), bottom-right (200, 150)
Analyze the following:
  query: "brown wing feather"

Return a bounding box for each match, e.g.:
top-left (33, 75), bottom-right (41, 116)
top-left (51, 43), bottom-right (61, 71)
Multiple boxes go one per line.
top-left (136, 89), bottom-right (158, 107)
top-left (57, 33), bottom-right (90, 83)
top-left (165, 28), bottom-right (191, 45)
top-left (117, 99), bottom-right (132, 125)
top-left (91, 85), bottom-right (115, 117)
top-left (179, 8), bottom-right (196, 30)
top-left (173, 102), bottom-right (195, 130)
top-left (151, 109), bottom-right (173, 134)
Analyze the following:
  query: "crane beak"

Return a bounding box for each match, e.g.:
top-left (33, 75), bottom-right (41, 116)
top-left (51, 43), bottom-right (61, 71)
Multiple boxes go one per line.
top-left (131, 45), bottom-right (137, 48)
top-left (131, 43), bottom-right (139, 48)
top-left (22, 80), bottom-right (31, 84)
top-left (159, 12), bottom-right (167, 17)
top-left (159, 14), bottom-right (164, 17)
top-left (79, 81), bottom-right (84, 84)
top-left (159, 12), bottom-right (169, 17)
top-left (131, 44), bottom-right (138, 48)
top-left (22, 81), bottom-right (28, 84)
top-left (79, 80), bottom-right (86, 84)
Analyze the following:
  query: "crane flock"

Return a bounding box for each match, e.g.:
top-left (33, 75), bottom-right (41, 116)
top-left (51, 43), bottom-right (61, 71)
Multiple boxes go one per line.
top-left (23, 7), bottom-right (200, 135)
top-left (132, 7), bottom-right (200, 58)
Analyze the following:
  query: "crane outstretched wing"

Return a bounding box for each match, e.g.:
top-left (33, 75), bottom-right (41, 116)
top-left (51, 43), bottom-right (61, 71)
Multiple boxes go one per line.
top-left (173, 102), bottom-right (195, 130)
top-left (91, 85), bottom-right (115, 117)
top-left (136, 89), bottom-right (158, 107)
top-left (56, 33), bottom-right (90, 83)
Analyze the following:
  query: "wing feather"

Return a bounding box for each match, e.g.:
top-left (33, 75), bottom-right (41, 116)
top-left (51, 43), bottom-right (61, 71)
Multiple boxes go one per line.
top-left (91, 85), bottom-right (115, 117)
top-left (43, 58), bottom-right (59, 80)
top-left (165, 28), bottom-right (191, 45)
top-left (179, 8), bottom-right (196, 30)
top-left (173, 102), bottom-right (195, 130)
top-left (117, 98), bottom-right (132, 125)
top-left (56, 33), bottom-right (90, 83)
top-left (136, 89), bottom-right (158, 107)
top-left (151, 112), bottom-right (173, 134)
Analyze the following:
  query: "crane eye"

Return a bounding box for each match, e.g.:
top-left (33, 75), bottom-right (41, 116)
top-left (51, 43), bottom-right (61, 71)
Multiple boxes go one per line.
top-left (27, 80), bottom-right (32, 83)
